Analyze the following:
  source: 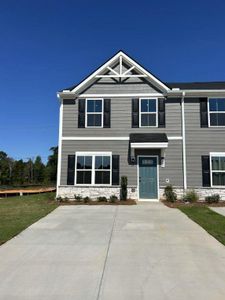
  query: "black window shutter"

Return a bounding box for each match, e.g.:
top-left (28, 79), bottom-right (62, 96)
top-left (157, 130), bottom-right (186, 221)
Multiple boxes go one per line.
top-left (201, 155), bottom-right (210, 187)
top-left (158, 98), bottom-right (166, 128)
top-left (78, 99), bottom-right (85, 128)
top-left (104, 99), bottom-right (111, 128)
top-left (112, 155), bottom-right (120, 185)
top-left (132, 99), bottom-right (139, 128)
top-left (67, 155), bottom-right (75, 185)
top-left (200, 98), bottom-right (208, 128)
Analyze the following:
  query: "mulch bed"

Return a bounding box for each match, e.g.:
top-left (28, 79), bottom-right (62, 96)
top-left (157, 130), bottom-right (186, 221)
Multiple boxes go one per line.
top-left (59, 199), bottom-right (137, 205)
top-left (162, 200), bottom-right (225, 208)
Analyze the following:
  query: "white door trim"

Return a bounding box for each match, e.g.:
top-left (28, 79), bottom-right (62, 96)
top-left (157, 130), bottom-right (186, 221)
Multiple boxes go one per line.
top-left (137, 155), bottom-right (159, 201)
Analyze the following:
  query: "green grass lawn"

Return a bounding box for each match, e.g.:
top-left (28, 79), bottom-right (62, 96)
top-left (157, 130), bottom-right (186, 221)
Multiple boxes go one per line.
top-left (0, 192), bottom-right (58, 245)
top-left (179, 206), bottom-right (225, 246)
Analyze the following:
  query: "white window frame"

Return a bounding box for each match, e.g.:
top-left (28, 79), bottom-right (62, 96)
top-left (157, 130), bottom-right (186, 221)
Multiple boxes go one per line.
top-left (210, 152), bottom-right (225, 187)
top-left (85, 98), bottom-right (104, 128)
top-left (139, 98), bottom-right (158, 128)
top-left (75, 152), bottom-right (112, 186)
top-left (208, 97), bottom-right (225, 127)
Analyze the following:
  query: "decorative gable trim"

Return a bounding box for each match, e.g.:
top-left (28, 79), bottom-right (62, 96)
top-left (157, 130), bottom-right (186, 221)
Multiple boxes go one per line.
top-left (59, 51), bottom-right (170, 97)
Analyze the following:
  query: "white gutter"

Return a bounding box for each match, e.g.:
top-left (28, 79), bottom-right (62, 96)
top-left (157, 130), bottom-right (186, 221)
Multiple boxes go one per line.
top-left (181, 91), bottom-right (187, 190)
top-left (56, 95), bottom-right (63, 197)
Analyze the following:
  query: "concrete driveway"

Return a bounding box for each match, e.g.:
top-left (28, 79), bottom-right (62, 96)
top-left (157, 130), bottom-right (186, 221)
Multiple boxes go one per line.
top-left (1, 203), bottom-right (225, 300)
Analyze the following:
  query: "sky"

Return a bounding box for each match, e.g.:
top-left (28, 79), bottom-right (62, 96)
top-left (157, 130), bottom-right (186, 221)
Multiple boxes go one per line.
top-left (1, 0), bottom-right (225, 163)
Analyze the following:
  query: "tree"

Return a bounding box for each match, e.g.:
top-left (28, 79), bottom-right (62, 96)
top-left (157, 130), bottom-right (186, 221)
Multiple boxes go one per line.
top-left (0, 151), bottom-right (9, 185)
top-left (45, 147), bottom-right (58, 183)
top-left (12, 160), bottom-right (25, 184)
top-left (0, 151), bottom-right (14, 185)
top-left (33, 156), bottom-right (45, 183)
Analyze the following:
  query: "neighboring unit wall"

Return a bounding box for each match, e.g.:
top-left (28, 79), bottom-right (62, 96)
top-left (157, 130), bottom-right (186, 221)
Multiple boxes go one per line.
top-left (185, 98), bottom-right (225, 187)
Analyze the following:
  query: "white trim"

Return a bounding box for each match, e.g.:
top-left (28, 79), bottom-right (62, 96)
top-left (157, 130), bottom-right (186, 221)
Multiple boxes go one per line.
top-left (76, 151), bottom-right (112, 155)
top-left (120, 52), bottom-right (170, 92)
top-left (56, 102), bottom-right (63, 197)
top-left (95, 74), bottom-right (148, 78)
top-left (207, 97), bottom-right (225, 127)
top-left (59, 51), bottom-right (169, 95)
top-left (210, 152), bottom-right (225, 188)
top-left (107, 66), bottom-right (119, 76)
top-left (181, 92), bottom-right (187, 190)
top-left (61, 136), bottom-right (182, 141)
top-left (130, 142), bottom-right (168, 149)
top-left (123, 66), bottom-right (135, 76)
top-left (78, 93), bottom-right (164, 98)
top-left (85, 98), bottom-right (104, 128)
top-left (137, 155), bottom-right (159, 201)
top-left (167, 136), bottom-right (183, 140)
top-left (62, 136), bottom-right (129, 141)
top-left (139, 98), bottom-right (158, 128)
top-left (75, 152), bottom-right (112, 186)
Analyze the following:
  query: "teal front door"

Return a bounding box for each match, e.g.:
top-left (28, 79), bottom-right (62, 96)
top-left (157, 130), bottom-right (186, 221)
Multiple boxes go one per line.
top-left (139, 156), bottom-right (158, 199)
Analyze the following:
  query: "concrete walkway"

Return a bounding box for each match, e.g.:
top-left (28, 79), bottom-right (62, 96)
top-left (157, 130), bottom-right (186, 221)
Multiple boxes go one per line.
top-left (210, 206), bottom-right (225, 217)
top-left (1, 203), bottom-right (225, 300)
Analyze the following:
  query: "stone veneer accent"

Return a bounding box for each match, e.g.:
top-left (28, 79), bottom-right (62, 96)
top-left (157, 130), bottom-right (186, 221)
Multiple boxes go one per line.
top-left (57, 186), bottom-right (137, 200)
top-left (58, 186), bottom-right (225, 201)
top-left (160, 188), bottom-right (225, 201)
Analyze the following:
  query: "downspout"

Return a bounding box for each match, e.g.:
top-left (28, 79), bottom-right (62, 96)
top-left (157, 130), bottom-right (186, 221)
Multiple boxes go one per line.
top-left (181, 91), bottom-right (187, 190)
top-left (56, 95), bottom-right (63, 198)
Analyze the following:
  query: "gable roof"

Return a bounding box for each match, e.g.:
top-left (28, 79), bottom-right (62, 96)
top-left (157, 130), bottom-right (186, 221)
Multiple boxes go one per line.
top-left (60, 50), bottom-right (170, 94)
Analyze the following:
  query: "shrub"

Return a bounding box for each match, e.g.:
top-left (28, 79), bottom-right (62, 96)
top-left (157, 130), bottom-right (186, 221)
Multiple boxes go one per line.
top-left (109, 195), bottom-right (118, 203)
top-left (163, 185), bottom-right (177, 202)
top-left (83, 196), bottom-right (91, 203)
top-left (74, 194), bottom-right (82, 202)
top-left (183, 190), bottom-right (199, 203)
top-left (56, 196), bottom-right (62, 202)
top-left (120, 176), bottom-right (127, 200)
top-left (97, 196), bottom-right (107, 202)
top-left (205, 194), bottom-right (220, 204)
top-left (64, 196), bottom-right (69, 202)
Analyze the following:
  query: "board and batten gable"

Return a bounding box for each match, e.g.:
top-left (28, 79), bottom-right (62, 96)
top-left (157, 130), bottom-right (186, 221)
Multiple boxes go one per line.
top-left (185, 98), bottom-right (225, 187)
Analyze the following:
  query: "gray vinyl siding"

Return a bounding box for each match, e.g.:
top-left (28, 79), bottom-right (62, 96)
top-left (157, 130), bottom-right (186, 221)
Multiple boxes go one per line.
top-left (185, 98), bottom-right (225, 187)
top-left (60, 140), bottom-right (183, 187)
top-left (62, 98), bottom-right (181, 136)
top-left (82, 76), bottom-right (160, 94)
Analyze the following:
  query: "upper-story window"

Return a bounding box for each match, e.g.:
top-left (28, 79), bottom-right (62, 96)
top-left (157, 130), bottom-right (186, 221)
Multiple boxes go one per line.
top-left (139, 98), bottom-right (158, 127)
top-left (208, 98), bottom-right (225, 127)
top-left (210, 153), bottom-right (225, 186)
top-left (86, 99), bottom-right (103, 127)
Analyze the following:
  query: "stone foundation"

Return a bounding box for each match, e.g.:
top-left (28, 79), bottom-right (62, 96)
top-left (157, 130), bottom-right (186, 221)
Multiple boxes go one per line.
top-left (57, 186), bottom-right (137, 200)
top-left (160, 188), bottom-right (225, 201)
top-left (58, 186), bottom-right (225, 201)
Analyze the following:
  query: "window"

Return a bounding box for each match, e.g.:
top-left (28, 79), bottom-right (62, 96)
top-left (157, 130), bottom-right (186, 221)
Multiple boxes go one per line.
top-left (210, 153), bottom-right (225, 186)
top-left (76, 156), bottom-right (92, 184)
top-left (75, 153), bottom-right (111, 185)
top-left (95, 156), bottom-right (111, 184)
top-left (86, 99), bottom-right (103, 127)
top-left (140, 98), bottom-right (157, 127)
top-left (208, 98), bottom-right (225, 127)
